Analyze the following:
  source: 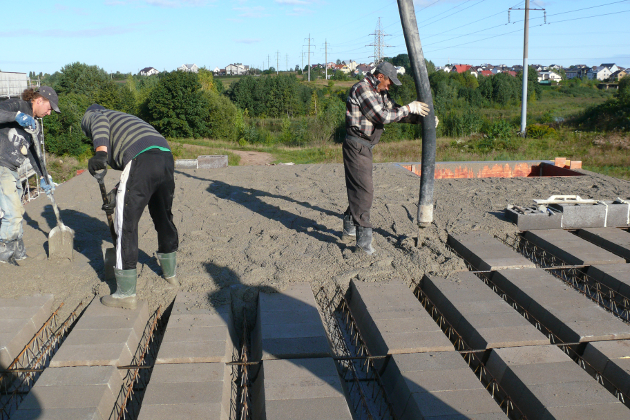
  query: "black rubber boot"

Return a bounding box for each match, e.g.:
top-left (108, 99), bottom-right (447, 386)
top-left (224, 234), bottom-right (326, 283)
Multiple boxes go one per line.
top-left (341, 214), bottom-right (356, 243)
top-left (356, 226), bottom-right (375, 255)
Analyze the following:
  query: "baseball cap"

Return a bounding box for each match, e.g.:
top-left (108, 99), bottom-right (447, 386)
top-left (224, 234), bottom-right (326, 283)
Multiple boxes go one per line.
top-left (38, 86), bottom-right (61, 114)
top-left (374, 61), bottom-right (402, 86)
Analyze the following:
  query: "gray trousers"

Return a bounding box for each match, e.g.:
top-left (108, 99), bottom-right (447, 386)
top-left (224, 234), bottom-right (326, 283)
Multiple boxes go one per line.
top-left (343, 137), bottom-right (374, 228)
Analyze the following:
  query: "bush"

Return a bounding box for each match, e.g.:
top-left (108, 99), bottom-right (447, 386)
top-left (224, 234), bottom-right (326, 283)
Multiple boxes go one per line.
top-left (441, 108), bottom-right (484, 137)
top-left (526, 124), bottom-right (556, 139)
top-left (482, 119), bottom-right (514, 140)
top-left (43, 93), bottom-right (93, 156)
top-left (205, 91), bottom-right (240, 141)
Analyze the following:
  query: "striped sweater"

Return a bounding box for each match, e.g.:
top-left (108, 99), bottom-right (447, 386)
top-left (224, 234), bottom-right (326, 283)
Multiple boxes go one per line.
top-left (81, 104), bottom-right (170, 170)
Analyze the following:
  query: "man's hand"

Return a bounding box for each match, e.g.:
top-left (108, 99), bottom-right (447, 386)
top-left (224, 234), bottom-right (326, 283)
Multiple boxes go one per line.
top-left (15, 112), bottom-right (37, 131)
top-left (40, 176), bottom-right (55, 195)
top-left (102, 187), bottom-right (117, 215)
top-left (407, 101), bottom-right (430, 116)
top-left (88, 151), bottom-right (108, 176)
top-left (435, 116), bottom-right (439, 128)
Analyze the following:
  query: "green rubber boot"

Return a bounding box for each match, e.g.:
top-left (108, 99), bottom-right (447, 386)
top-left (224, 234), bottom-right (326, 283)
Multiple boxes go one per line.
top-left (101, 268), bottom-right (138, 310)
top-left (157, 252), bottom-right (178, 286)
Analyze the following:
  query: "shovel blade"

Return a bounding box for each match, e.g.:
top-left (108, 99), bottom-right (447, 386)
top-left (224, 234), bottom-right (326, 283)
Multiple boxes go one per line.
top-left (48, 226), bottom-right (75, 260)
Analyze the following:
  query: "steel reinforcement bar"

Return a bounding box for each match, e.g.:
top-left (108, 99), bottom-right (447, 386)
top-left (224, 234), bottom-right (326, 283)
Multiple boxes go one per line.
top-left (0, 299), bottom-right (86, 420)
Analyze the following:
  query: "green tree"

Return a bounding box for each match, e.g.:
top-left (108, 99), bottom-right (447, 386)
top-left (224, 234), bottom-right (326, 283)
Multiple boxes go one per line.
top-left (43, 93), bottom-right (93, 156)
top-left (145, 71), bottom-right (209, 138)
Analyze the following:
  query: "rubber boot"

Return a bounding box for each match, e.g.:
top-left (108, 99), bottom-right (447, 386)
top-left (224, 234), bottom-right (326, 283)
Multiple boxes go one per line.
top-left (341, 214), bottom-right (356, 243)
top-left (101, 268), bottom-right (138, 310)
top-left (10, 238), bottom-right (27, 260)
top-left (0, 241), bottom-right (16, 265)
top-left (356, 226), bottom-right (375, 255)
top-left (157, 252), bottom-right (178, 286)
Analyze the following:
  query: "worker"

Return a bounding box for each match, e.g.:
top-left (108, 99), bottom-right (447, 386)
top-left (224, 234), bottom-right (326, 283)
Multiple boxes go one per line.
top-left (341, 61), bottom-right (438, 254)
top-left (81, 104), bottom-right (179, 310)
top-left (0, 87), bottom-right (60, 264)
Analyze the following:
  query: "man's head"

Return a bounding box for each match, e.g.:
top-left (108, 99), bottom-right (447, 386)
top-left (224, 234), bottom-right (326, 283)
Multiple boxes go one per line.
top-left (373, 61), bottom-right (402, 92)
top-left (31, 86), bottom-right (61, 117)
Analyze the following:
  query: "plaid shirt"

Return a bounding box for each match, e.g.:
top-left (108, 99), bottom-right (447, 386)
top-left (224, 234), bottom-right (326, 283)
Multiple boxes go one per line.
top-left (345, 73), bottom-right (414, 144)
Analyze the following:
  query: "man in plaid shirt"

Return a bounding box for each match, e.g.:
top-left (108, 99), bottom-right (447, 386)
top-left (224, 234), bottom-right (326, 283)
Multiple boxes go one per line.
top-left (342, 61), bottom-right (436, 254)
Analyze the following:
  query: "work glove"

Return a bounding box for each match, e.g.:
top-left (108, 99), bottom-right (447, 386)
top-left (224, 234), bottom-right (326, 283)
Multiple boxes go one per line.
top-left (15, 112), bottom-right (37, 131)
top-left (407, 101), bottom-right (430, 116)
top-left (40, 176), bottom-right (55, 195)
top-left (88, 151), bottom-right (108, 176)
top-left (435, 116), bottom-right (439, 128)
top-left (102, 187), bottom-right (117, 216)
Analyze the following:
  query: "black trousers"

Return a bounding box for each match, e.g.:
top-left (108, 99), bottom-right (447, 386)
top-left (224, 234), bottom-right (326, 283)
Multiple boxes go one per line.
top-left (115, 149), bottom-right (178, 270)
top-left (343, 138), bottom-right (374, 228)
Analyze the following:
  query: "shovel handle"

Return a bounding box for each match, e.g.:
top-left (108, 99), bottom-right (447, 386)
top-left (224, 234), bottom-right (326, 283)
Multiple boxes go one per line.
top-left (92, 168), bottom-right (117, 244)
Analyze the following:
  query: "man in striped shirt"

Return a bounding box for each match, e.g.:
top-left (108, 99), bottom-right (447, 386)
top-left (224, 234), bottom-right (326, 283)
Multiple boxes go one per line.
top-left (342, 61), bottom-right (436, 254)
top-left (82, 104), bottom-right (179, 309)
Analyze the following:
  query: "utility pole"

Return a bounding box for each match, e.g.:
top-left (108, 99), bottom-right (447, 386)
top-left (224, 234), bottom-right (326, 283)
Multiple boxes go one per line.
top-left (367, 17), bottom-right (392, 64)
top-left (304, 34), bottom-right (315, 81)
top-left (323, 39), bottom-right (329, 80)
top-left (276, 51), bottom-right (280, 75)
top-left (510, 2), bottom-right (545, 135)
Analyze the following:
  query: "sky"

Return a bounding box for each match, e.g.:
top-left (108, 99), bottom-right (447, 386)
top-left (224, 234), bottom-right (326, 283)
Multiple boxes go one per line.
top-left (1, 0), bottom-right (629, 76)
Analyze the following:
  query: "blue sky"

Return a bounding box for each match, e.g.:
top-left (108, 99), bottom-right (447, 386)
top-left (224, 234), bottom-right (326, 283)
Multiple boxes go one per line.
top-left (1, 0), bottom-right (629, 75)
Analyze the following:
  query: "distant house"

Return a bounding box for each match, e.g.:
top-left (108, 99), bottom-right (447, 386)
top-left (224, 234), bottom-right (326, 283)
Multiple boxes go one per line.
top-left (566, 67), bottom-right (589, 79)
top-left (395, 66), bottom-right (406, 75)
top-left (225, 63), bottom-right (249, 75)
top-left (451, 64), bottom-right (472, 74)
top-left (178, 64), bottom-right (199, 73)
top-left (601, 63), bottom-right (620, 74)
top-left (588, 66), bottom-right (612, 81)
top-left (479, 70), bottom-right (493, 77)
top-left (139, 67), bottom-right (159, 76)
top-left (356, 64), bottom-right (373, 76)
top-left (538, 71), bottom-right (562, 83)
top-left (505, 71), bottom-right (517, 77)
top-left (610, 70), bottom-right (627, 81)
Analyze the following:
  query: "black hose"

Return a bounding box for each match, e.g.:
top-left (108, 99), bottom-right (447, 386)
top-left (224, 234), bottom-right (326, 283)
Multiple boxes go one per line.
top-left (397, 0), bottom-right (437, 228)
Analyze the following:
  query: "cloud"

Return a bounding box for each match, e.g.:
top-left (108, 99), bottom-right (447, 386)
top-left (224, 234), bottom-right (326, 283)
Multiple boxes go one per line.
top-left (288, 7), bottom-right (314, 16)
top-left (234, 38), bottom-right (262, 44)
top-left (234, 6), bottom-right (269, 17)
top-left (105, 0), bottom-right (209, 7)
top-left (53, 4), bottom-right (90, 15)
top-left (0, 26), bottom-right (137, 38)
top-left (275, 0), bottom-right (309, 5)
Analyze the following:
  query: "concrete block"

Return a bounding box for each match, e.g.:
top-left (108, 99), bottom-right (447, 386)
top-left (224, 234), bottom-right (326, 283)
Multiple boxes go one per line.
top-left (550, 203), bottom-right (607, 229)
top-left (603, 202), bottom-right (630, 228)
top-left (161, 325), bottom-right (229, 343)
top-left (264, 398), bottom-right (352, 420)
top-left (559, 319), bottom-right (630, 343)
top-left (49, 342), bottom-right (134, 367)
top-left (504, 207), bottom-right (563, 231)
top-left (137, 403), bottom-right (220, 420)
top-left (18, 384), bottom-right (115, 420)
top-left (34, 366), bottom-right (123, 391)
top-left (525, 230), bottom-right (625, 265)
top-left (579, 228), bottom-right (630, 261)
top-left (469, 326), bottom-right (549, 349)
top-left (260, 322), bottom-right (326, 340)
top-left (409, 389), bottom-right (503, 419)
top-left (587, 264), bottom-right (630, 297)
top-left (260, 336), bottom-right (331, 360)
top-left (141, 381), bottom-right (223, 406)
top-left (155, 340), bottom-right (231, 364)
top-left (401, 368), bottom-right (485, 393)
top-left (263, 358), bottom-right (344, 400)
top-left (448, 232), bottom-right (535, 270)
top-left (174, 159), bottom-right (198, 169)
top-left (11, 408), bottom-right (104, 420)
top-left (485, 345), bottom-right (570, 383)
top-left (167, 312), bottom-right (232, 328)
top-left (149, 362), bottom-right (224, 384)
top-left (381, 331), bottom-right (457, 354)
top-left (197, 155), bottom-right (228, 169)
top-left (540, 403), bottom-right (630, 420)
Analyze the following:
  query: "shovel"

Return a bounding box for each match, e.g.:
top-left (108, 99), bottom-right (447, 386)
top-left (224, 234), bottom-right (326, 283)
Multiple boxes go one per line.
top-left (29, 122), bottom-right (75, 260)
top-left (92, 168), bottom-right (117, 281)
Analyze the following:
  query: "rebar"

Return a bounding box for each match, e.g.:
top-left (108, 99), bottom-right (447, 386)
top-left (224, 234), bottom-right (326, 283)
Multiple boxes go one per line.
top-left (314, 285), bottom-right (397, 420)
top-left (0, 299), bottom-right (85, 420)
top-left (111, 306), bottom-right (162, 420)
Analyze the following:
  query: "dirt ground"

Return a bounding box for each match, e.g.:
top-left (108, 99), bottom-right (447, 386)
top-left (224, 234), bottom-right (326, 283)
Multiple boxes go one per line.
top-left (1, 163), bottom-right (629, 324)
top-left (232, 150), bottom-right (274, 166)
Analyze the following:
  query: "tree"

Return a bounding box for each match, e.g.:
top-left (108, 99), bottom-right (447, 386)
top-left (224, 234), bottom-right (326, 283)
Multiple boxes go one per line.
top-left (145, 71), bottom-right (209, 138)
top-left (336, 59), bottom-right (341, 65)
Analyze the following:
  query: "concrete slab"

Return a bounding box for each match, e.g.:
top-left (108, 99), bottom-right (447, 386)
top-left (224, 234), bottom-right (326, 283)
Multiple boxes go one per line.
top-left (49, 300), bottom-right (148, 367)
top-left (197, 155), bottom-right (228, 169)
top-left (14, 366), bottom-right (121, 420)
top-left (253, 283), bottom-right (330, 360)
top-left (588, 263), bottom-right (630, 298)
top-left (255, 357), bottom-right (351, 420)
top-left (0, 294), bottom-right (53, 368)
top-left (383, 352), bottom-right (503, 420)
top-left (422, 272), bottom-right (548, 349)
top-left (486, 345), bottom-right (625, 419)
top-left (583, 340), bottom-right (630, 396)
top-left (349, 280), bottom-right (454, 355)
top-left (448, 231), bottom-right (536, 270)
top-left (524, 229), bottom-right (625, 265)
top-left (492, 268), bottom-right (630, 343)
top-left (579, 228), bottom-right (630, 261)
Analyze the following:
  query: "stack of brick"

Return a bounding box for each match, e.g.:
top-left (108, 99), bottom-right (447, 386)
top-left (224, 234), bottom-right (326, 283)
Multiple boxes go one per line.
top-left (12, 299), bottom-right (149, 420)
top-left (138, 292), bottom-right (236, 419)
top-left (252, 284), bottom-right (351, 420)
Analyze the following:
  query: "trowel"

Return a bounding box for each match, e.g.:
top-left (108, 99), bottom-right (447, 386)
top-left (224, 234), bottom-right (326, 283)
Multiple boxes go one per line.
top-left (92, 168), bottom-right (117, 281)
top-left (28, 122), bottom-right (75, 260)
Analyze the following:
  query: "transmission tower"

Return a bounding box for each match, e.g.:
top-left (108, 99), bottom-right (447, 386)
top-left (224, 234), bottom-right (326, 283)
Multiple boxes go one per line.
top-left (303, 34), bottom-right (315, 81)
top-left (367, 17), bottom-right (392, 64)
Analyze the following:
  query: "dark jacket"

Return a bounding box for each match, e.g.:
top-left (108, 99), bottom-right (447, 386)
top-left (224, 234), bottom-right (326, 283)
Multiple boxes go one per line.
top-left (0, 98), bottom-right (43, 176)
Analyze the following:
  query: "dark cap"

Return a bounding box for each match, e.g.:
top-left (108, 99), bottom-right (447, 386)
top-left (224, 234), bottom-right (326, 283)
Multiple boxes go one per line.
top-left (374, 61), bottom-right (402, 86)
top-left (38, 86), bottom-right (61, 114)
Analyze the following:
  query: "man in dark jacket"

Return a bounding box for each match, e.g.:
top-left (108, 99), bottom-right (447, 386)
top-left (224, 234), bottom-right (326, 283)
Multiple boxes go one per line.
top-left (81, 104), bottom-right (179, 309)
top-left (342, 61), bottom-right (437, 254)
top-left (0, 87), bottom-right (60, 264)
